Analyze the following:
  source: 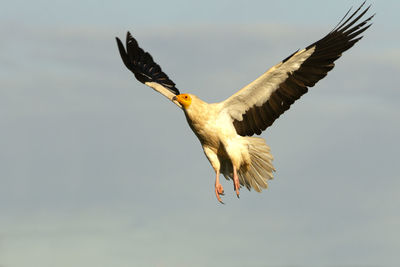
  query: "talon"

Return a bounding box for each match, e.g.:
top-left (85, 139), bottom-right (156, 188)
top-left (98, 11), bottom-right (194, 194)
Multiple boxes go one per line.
top-left (233, 166), bottom-right (240, 198)
top-left (234, 179), bottom-right (240, 198)
top-left (215, 183), bottom-right (225, 203)
top-left (214, 170), bottom-right (225, 204)
top-left (217, 184), bottom-right (224, 194)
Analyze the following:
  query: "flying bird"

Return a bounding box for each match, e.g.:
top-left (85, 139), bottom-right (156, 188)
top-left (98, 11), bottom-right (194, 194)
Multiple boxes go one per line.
top-left (116, 2), bottom-right (374, 203)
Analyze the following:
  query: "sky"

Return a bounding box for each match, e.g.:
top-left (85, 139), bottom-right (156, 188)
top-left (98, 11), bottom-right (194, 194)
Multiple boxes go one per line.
top-left (1, 0), bottom-right (399, 266)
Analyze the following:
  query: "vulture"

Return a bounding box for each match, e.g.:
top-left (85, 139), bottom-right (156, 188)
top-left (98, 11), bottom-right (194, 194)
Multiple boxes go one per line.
top-left (116, 2), bottom-right (374, 203)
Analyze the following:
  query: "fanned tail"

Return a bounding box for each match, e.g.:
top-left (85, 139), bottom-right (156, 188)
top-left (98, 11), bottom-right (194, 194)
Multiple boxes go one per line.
top-left (222, 137), bottom-right (275, 192)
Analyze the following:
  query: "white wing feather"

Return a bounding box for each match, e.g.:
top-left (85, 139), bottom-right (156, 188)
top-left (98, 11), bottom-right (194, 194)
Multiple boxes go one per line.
top-left (222, 47), bottom-right (315, 121)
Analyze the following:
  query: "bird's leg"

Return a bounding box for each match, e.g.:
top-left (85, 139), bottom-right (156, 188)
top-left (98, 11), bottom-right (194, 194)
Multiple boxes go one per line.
top-left (215, 169), bottom-right (224, 203)
top-left (233, 165), bottom-right (240, 198)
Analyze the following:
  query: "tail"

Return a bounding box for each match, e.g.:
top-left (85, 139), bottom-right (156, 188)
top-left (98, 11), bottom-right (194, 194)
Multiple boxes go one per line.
top-left (222, 137), bottom-right (275, 192)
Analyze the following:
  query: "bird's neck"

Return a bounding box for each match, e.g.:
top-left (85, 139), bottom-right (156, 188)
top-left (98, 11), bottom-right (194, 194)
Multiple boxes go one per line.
top-left (183, 97), bottom-right (209, 131)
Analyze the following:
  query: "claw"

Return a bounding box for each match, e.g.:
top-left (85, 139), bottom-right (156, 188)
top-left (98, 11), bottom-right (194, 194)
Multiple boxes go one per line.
top-left (215, 182), bottom-right (225, 204)
top-left (214, 170), bottom-right (225, 204)
top-left (233, 166), bottom-right (240, 198)
top-left (234, 179), bottom-right (240, 198)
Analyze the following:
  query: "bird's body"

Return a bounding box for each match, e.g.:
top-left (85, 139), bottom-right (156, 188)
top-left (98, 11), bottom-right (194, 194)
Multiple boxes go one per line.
top-left (179, 94), bottom-right (275, 199)
top-left (116, 2), bottom-right (374, 203)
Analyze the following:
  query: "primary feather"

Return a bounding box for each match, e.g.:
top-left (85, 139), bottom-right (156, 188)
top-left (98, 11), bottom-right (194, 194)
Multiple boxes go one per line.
top-left (224, 2), bottom-right (374, 136)
top-left (116, 32), bottom-right (182, 107)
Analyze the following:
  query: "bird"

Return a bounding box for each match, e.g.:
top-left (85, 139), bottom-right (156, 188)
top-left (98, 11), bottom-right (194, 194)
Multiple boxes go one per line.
top-left (115, 2), bottom-right (374, 203)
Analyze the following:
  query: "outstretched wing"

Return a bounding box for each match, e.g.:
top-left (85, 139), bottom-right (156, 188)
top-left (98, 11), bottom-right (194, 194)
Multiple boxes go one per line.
top-left (222, 2), bottom-right (374, 136)
top-left (116, 32), bottom-right (182, 108)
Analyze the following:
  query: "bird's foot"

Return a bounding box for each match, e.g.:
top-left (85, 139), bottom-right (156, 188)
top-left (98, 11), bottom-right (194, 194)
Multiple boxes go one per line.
top-left (233, 178), bottom-right (240, 198)
top-left (215, 182), bottom-right (225, 204)
top-left (232, 166), bottom-right (240, 198)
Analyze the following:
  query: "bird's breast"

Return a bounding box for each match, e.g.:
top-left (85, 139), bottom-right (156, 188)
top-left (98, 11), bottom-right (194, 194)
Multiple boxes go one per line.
top-left (185, 111), bottom-right (220, 148)
top-left (184, 104), bottom-right (237, 149)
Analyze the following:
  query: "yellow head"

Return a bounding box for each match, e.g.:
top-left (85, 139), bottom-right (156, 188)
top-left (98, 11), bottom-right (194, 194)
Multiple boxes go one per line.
top-left (173, 94), bottom-right (192, 109)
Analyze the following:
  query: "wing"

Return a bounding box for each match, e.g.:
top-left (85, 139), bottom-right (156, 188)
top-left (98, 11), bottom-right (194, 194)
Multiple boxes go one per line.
top-left (222, 2), bottom-right (374, 136)
top-left (116, 32), bottom-right (182, 108)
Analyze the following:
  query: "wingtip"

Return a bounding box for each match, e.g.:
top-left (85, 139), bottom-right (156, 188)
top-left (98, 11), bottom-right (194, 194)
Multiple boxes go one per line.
top-left (125, 31), bottom-right (139, 49)
top-left (126, 31), bottom-right (133, 40)
top-left (115, 35), bottom-right (131, 70)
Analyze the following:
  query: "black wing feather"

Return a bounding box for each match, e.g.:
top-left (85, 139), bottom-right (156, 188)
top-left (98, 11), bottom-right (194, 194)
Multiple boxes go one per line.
top-left (233, 2), bottom-right (374, 136)
top-left (116, 32), bottom-right (180, 95)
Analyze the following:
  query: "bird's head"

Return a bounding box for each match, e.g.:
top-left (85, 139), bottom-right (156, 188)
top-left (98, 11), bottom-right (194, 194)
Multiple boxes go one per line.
top-left (173, 94), bottom-right (192, 109)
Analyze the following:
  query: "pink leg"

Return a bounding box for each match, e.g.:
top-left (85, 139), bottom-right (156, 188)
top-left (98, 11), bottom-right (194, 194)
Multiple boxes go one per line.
top-left (214, 170), bottom-right (224, 204)
top-left (233, 165), bottom-right (240, 198)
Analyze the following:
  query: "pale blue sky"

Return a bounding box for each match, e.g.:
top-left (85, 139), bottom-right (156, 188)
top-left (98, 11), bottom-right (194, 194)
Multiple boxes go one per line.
top-left (1, 1), bottom-right (399, 267)
top-left (1, 0), bottom-right (399, 28)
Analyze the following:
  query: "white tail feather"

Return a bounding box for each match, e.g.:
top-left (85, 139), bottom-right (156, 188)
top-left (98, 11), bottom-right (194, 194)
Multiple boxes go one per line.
top-left (222, 137), bottom-right (275, 192)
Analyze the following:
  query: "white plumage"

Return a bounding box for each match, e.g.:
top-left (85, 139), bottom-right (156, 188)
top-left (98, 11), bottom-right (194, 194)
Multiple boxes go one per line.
top-left (116, 2), bottom-right (374, 203)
